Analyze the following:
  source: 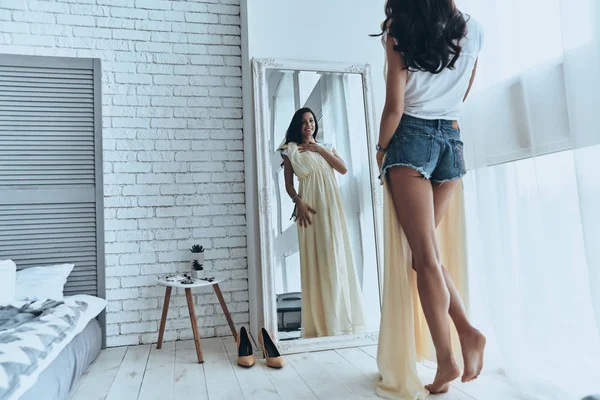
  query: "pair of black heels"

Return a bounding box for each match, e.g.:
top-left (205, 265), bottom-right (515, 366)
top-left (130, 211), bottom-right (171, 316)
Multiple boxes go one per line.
top-left (237, 327), bottom-right (284, 369)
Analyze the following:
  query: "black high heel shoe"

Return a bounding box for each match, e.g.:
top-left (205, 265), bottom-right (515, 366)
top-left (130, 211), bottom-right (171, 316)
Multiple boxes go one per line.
top-left (259, 328), bottom-right (284, 368)
top-left (236, 326), bottom-right (255, 368)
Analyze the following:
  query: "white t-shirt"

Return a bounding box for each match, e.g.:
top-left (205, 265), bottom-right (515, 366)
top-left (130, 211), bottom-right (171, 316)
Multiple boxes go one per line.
top-left (382, 16), bottom-right (483, 120)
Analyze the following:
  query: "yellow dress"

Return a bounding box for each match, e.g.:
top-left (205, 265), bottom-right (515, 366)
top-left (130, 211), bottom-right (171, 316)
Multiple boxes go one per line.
top-left (281, 142), bottom-right (365, 338)
top-left (376, 181), bottom-right (469, 399)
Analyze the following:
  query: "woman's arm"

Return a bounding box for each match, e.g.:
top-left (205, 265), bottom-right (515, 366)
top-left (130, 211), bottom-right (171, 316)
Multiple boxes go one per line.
top-left (463, 59), bottom-right (478, 102)
top-left (283, 155), bottom-right (298, 200)
top-left (298, 144), bottom-right (347, 174)
top-left (319, 147), bottom-right (347, 174)
top-left (283, 155), bottom-right (315, 227)
top-left (378, 34), bottom-right (408, 152)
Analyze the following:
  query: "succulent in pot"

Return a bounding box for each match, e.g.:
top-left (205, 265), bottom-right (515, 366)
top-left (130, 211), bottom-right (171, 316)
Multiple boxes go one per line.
top-left (190, 245), bottom-right (205, 278)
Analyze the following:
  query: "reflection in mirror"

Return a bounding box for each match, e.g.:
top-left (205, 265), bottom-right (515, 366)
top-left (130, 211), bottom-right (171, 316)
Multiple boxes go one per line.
top-left (265, 69), bottom-right (380, 340)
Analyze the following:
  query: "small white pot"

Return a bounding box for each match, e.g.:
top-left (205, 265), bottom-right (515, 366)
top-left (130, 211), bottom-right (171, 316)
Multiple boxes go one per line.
top-left (191, 269), bottom-right (201, 279)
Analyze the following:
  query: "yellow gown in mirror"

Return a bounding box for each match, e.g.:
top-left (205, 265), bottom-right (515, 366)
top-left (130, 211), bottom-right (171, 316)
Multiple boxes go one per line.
top-left (281, 142), bottom-right (365, 338)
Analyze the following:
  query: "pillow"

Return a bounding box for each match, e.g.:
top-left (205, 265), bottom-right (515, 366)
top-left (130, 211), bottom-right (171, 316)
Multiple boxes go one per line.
top-left (0, 259), bottom-right (16, 304)
top-left (15, 263), bottom-right (74, 301)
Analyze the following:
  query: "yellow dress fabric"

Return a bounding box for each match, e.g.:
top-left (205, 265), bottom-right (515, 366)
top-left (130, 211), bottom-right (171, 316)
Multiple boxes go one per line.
top-left (376, 180), bottom-right (469, 399)
top-left (282, 142), bottom-right (365, 338)
top-left (376, 33), bottom-right (470, 399)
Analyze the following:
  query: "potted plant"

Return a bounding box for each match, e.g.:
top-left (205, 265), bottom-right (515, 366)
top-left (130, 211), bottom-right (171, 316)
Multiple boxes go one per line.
top-left (190, 245), bottom-right (204, 279)
top-left (191, 260), bottom-right (203, 279)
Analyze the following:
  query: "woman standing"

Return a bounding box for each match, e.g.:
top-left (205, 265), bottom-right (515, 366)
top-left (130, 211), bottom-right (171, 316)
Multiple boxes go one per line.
top-left (279, 107), bottom-right (365, 339)
top-left (375, 0), bottom-right (486, 397)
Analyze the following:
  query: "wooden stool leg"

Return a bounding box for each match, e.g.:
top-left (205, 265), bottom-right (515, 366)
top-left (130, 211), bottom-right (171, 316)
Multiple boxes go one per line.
top-left (185, 288), bottom-right (204, 363)
top-left (213, 284), bottom-right (238, 341)
top-left (157, 286), bottom-right (172, 349)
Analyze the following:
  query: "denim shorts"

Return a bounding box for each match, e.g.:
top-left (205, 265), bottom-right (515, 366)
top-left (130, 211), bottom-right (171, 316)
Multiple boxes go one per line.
top-left (381, 115), bottom-right (466, 183)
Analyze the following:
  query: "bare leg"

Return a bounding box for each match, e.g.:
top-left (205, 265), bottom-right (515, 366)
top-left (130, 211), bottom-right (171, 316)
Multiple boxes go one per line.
top-left (388, 167), bottom-right (460, 394)
top-left (430, 181), bottom-right (486, 382)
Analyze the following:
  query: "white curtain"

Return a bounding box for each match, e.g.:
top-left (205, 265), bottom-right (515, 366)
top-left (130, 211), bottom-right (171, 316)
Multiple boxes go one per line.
top-left (320, 73), bottom-right (381, 331)
top-left (320, 74), bottom-right (365, 281)
top-left (456, 0), bottom-right (600, 398)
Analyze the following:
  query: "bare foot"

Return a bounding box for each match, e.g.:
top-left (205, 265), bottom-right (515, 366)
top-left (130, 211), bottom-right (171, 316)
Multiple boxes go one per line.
top-left (460, 328), bottom-right (486, 382)
top-left (424, 359), bottom-right (461, 394)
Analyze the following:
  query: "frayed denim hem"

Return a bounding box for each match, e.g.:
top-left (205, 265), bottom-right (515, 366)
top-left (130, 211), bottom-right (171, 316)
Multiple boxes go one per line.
top-left (431, 172), bottom-right (466, 184)
top-left (379, 162), bottom-right (432, 183)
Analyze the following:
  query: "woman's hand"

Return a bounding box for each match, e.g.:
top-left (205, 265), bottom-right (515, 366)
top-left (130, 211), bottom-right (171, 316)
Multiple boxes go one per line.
top-left (377, 151), bottom-right (385, 185)
top-left (295, 199), bottom-right (316, 228)
top-left (298, 143), bottom-right (322, 154)
top-left (377, 151), bottom-right (385, 170)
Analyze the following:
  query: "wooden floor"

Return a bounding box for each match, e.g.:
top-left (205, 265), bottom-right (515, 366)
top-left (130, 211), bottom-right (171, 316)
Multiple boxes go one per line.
top-left (70, 338), bottom-right (522, 400)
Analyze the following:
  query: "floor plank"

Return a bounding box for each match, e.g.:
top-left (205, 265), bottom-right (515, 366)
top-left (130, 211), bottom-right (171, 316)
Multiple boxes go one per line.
top-left (258, 351), bottom-right (318, 400)
top-left (73, 341), bottom-right (532, 400)
top-left (287, 351), bottom-right (356, 400)
top-left (448, 370), bottom-right (522, 400)
top-left (336, 347), bottom-right (380, 378)
top-left (70, 347), bottom-right (127, 400)
top-left (310, 350), bottom-right (380, 399)
top-left (105, 345), bottom-right (151, 400)
top-left (172, 340), bottom-right (209, 400)
top-left (222, 336), bottom-right (281, 400)
top-left (137, 342), bottom-right (176, 400)
top-left (360, 345), bottom-right (377, 358)
top-left (202, 337), bottom-right (245, 400)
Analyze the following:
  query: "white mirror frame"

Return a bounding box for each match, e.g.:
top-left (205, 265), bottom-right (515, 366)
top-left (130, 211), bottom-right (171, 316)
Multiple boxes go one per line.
top-left (251, 58), bottom-right (384, 354)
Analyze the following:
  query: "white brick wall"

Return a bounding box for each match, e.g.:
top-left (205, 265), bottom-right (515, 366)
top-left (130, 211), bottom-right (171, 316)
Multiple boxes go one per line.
top-left (0, 0), bottom-right (247, 347)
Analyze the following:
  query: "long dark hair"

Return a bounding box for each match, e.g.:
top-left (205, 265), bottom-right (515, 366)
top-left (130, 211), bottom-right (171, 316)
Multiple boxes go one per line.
top-left (283, 107), bottom-right (318, 146)
top-left (280, 107), bottom-right (318, 167)
top-left (374, 0), bottom-right (468, 74)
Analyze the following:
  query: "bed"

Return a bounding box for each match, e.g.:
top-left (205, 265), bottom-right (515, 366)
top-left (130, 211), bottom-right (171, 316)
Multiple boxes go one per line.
top-left (0, 261), bottom-right (106, 400)
top-left (20, 318), bottom-right (102, 400)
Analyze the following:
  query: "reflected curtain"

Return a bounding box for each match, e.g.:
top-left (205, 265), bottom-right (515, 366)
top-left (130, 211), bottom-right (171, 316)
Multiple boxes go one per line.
top-left (320, 74), bottom-right (365, 282)
top-left (321, 74), bottom-right (382, 330)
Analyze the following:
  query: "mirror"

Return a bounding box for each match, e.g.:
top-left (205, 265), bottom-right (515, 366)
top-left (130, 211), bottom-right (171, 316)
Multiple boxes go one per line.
top-left (252, 59), bottom-right (382, 347)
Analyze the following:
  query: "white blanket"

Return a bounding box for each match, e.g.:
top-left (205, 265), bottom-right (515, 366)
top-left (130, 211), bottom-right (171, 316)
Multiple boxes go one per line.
top-left (0, 295), bottom-right (106, 400)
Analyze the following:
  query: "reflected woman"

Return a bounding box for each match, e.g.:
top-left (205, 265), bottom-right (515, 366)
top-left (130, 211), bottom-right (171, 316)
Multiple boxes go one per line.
top-left (279, 107), bottom-right (365, 338)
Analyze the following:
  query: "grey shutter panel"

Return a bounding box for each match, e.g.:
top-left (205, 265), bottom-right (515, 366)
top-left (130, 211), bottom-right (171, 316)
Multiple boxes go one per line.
top-left (0, 55), bottom-right (104, 303)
